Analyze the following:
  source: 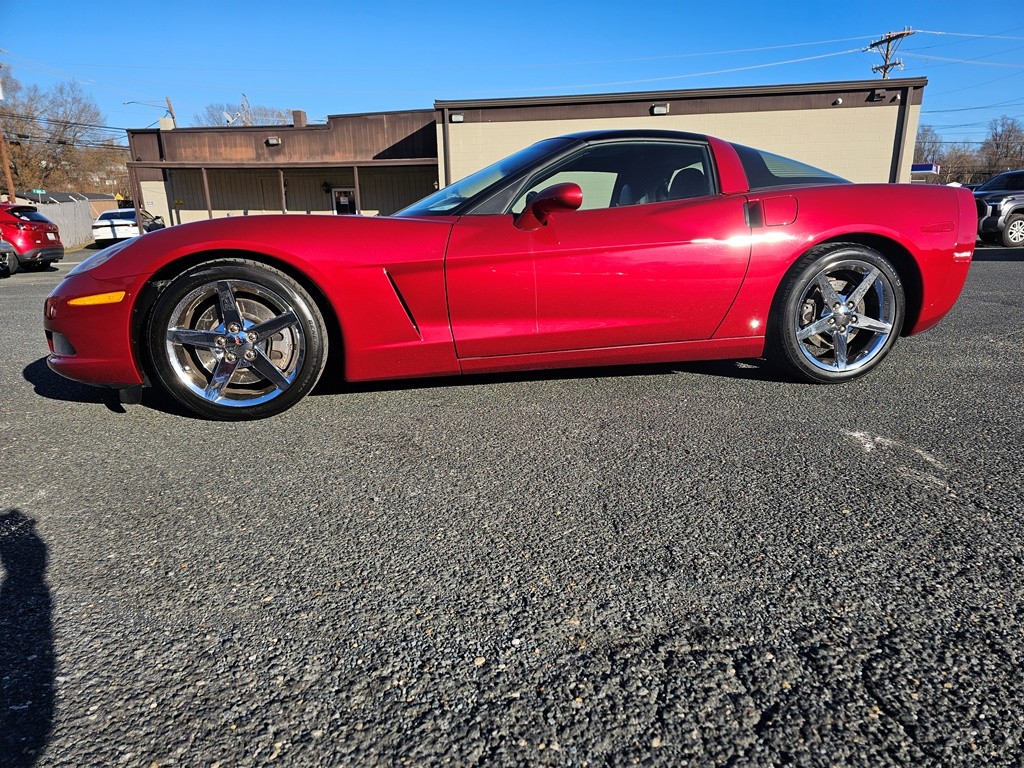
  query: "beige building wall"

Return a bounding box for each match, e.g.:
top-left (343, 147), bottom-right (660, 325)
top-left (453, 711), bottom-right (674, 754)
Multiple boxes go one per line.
top-left (440, 103), bottom-right (920, 187)
top-left (139, 181), bottom-right (171, 222)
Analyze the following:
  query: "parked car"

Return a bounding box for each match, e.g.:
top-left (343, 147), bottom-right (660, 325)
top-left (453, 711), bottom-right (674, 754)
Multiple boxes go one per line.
top-left (0, 204), bottom-right (64, 270)
top-left (44, 129), bottom-right (977, 420)
top-left (0, 239), bottom-right (17, 277)
top-left (92, 208), bottom-right (165, 244)
top-left (973, 170), bottom-right (1024, 247)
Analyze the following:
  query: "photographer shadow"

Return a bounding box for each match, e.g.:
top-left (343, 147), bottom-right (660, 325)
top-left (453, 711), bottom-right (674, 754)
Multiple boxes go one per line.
top-left (0, 509), bottom-right (56, 766)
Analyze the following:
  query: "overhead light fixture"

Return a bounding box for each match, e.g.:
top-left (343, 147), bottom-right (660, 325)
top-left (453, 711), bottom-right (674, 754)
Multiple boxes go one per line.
top-left (832, 97), bottom-right (844, 106)
top-left (265, 136), bottom-right (282, 146)
top-left (650, 103), bottom-right (670, 116)
top-left (450, 113), bottom-right (465, 123)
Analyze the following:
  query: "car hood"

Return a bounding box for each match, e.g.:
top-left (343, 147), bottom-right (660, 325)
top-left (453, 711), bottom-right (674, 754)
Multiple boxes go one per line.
top-left (974, 189), bottom-right (1018, 201)
top-left (81, 213), bottom-right (459, 284)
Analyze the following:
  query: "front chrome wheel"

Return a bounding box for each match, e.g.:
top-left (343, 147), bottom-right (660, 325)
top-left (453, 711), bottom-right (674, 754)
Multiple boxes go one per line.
top-left (164, 279), bottom-right (305, 408)
top-left (147, 260), bottom-right (327, 420)
top-left (769, 244), bottom-right (905, 383)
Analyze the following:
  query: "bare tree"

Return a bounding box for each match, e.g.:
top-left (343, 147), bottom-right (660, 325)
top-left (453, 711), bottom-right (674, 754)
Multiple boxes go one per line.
top-left (192, 100), bottom-right (291, 127)
top-left (913, 125), bottom-right (943, 164)
top-left (939, 143), bottom-right (984, 186)
top-left (978, 116), bottom-right (1024, 177)
top-left (0, 68), bottom-right (127, 193)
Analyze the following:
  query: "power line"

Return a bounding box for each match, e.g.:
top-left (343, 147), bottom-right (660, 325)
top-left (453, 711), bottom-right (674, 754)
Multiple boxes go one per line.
top-left (916, 29), bottom-right (1024, 41)
top-left (5, 35), bottom-right (882, 76)
top-left (489, 48), bottom-right (866, 93)
top-left (5, 132), bottom-right (129, 151)
top-left (901, 51), bottom-right (1024, 69)
top-left (0, 110), bottom-right (127, 133)
top-left (924, 98), bottom-right (1024, 114)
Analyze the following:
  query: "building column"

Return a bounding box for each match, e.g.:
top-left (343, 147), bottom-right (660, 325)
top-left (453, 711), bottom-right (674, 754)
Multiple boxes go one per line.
top-left (353, 165), bottom-right (362, 213)
top-left (201, 168), bottom-right (213, 219)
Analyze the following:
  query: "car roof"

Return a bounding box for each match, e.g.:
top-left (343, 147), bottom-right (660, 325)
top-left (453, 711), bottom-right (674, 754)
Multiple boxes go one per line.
top-left (560, 129), bottom-right (710, 144)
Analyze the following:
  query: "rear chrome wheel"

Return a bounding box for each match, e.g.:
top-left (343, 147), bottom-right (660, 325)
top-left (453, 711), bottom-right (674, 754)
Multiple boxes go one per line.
top-left (769, 244), bottom-right (905, 383)
top-left (147, 259), bottom-right (328, 420)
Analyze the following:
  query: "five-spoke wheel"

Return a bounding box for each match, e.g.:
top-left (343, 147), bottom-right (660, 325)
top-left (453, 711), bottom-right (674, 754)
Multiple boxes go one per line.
top-left (769, 244), bottom-right (905, 383)
top-left (146, 259), bottom-right (328, 420)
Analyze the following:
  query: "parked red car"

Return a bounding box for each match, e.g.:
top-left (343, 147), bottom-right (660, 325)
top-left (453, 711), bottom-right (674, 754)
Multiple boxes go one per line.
top-left (43, 130), bottom-right (976, 420)
top-left (0, 204), bottom-right (65, 271)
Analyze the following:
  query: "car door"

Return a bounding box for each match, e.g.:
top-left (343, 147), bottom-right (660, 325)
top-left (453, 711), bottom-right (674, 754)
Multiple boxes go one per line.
top-left (445, 140), bottom-right (752, 358)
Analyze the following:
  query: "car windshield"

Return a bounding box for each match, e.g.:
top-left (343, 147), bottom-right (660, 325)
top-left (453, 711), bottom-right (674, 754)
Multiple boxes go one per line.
top-left (396, 138), bottom-right (574, 217)
top-left (101, 210), bottom-right (136, 221)
top-left (977, 172), bottom-right (1024, 191)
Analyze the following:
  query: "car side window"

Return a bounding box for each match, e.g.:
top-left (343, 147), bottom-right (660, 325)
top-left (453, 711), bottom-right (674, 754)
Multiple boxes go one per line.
top-left (509, 141), bottom-right (714, 214)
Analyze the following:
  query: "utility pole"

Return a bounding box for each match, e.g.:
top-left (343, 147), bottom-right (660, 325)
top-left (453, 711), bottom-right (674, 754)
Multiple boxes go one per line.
top-left (165, 96), bottom-right (177, 128)
top-left (0, 67), bottom-right (16, 202)
top-left (0, 127), bottom-right (16, 203)
top-left (868, 28), bottom-right (915, 79)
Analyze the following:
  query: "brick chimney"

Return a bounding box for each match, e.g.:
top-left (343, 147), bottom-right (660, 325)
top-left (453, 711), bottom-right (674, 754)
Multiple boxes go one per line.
top-left (292, 110), bottom-right (308, 128)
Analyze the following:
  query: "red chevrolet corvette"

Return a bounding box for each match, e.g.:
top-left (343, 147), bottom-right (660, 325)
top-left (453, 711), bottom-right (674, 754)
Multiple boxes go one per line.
top-left (44, 130), bottom-right (976, 420)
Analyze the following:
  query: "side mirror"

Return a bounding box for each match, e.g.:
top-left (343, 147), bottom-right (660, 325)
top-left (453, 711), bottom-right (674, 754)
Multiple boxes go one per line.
top-left (515, 182), bottom-right (583, 231)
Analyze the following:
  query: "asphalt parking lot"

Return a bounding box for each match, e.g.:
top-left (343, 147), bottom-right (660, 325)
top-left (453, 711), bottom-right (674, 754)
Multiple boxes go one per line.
top-left (1, 248), bottom-right (1022, 767)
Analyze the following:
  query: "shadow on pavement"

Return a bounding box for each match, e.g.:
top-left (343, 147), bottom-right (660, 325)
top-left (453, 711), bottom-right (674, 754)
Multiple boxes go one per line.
top-left (0, 509), bottom-right (56, 767)
top-left (313, 357), bottom-right (787, 397)
top-left (23, 358), bottom-right (125, 414)
top-left (973, 245), bottom-right (1024, 262)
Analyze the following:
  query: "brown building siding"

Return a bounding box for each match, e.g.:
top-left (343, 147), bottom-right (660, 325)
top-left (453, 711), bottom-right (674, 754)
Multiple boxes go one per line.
top-left (129, 110), bottom-right (437, 166)
top-left (127, 109), bottom-right (439, 223)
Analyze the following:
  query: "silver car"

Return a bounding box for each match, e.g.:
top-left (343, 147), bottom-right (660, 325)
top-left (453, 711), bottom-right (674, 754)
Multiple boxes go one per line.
top-left (0, 239), bottom-right (17, 277)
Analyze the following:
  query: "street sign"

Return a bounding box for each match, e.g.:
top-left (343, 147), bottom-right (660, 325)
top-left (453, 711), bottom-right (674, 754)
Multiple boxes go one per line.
top-left (31, 188), bottom-right (46, 194)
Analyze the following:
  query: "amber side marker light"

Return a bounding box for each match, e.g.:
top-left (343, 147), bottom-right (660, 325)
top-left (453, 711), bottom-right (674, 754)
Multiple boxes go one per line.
top-left (67, 291), bottom-right (126, 306)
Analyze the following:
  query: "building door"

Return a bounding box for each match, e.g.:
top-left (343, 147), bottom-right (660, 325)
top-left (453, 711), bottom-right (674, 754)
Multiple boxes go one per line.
top-left (332, 187), bottom-right (358, 215)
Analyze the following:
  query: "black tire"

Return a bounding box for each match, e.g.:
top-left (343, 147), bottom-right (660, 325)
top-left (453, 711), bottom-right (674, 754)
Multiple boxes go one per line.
top-left (2, 251), bottom-right (17, 276)
top-left (1001, 214), bottom-right (1024, 247)
top-left (145, 259), bottom-right (328, 420)
top-left (767, 243), bottom-right (905, 383)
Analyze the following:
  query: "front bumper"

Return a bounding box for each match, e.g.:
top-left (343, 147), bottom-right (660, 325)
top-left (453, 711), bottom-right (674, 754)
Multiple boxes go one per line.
top-left (44, 271), bottom-right (146, 387)
top-left (978, 213), bottom-right (1002, 235)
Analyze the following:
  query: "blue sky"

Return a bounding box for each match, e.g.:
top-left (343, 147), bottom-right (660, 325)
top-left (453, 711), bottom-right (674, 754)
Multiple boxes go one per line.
top-left (2, 1), bottom-right (1021, 148)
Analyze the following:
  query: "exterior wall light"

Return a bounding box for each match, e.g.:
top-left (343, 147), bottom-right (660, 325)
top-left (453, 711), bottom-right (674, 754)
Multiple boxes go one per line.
top-left (650, 103), bottom-right (670, 116)
top-left (450, 113), bottom-right (465, 123)
top-left (265, 137), bottom-right (282, 146)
